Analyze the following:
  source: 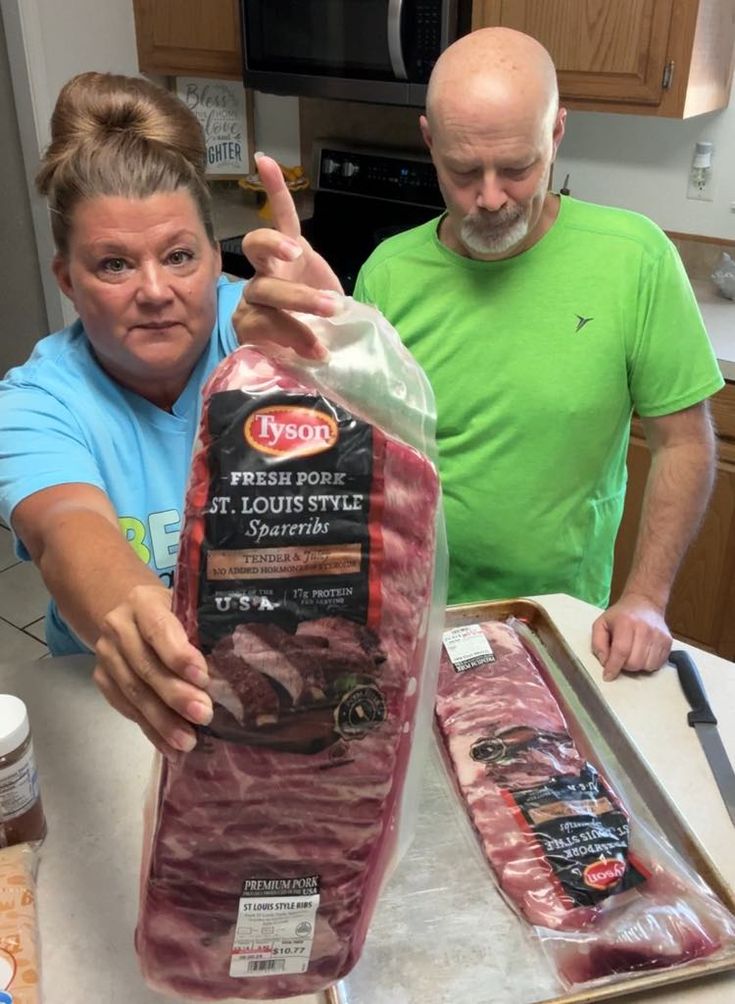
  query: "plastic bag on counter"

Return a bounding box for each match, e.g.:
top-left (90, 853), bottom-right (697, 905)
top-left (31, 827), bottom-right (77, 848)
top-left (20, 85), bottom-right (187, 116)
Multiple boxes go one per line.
top-left (435, 617), bottom-right (735, 991)
top-left (0, 843), bottom-right (41, 1004)
top-left (136, 298), bottom-right (448, 1000)
top-left (712, 251), bottom-right (735, 300)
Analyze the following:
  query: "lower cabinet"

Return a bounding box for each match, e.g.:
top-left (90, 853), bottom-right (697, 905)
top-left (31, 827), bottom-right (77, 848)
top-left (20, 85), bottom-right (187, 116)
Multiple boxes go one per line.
top-left (611, 380), bottom-right (735, 660)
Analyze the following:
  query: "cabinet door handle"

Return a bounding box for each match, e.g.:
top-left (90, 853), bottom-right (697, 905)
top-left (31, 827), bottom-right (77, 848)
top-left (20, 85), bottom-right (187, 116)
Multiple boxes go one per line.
top-left (662, 61), bottom-right (675, 89)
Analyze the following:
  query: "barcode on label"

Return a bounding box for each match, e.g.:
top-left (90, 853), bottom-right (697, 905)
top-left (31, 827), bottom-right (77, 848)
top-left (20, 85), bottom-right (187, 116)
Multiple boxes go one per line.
top-left (454, 655), bottom-right (493, 673)
top-left (247, 959), bottom-right (285, 973)
top-left (442, 624), bottom-right (495, 673)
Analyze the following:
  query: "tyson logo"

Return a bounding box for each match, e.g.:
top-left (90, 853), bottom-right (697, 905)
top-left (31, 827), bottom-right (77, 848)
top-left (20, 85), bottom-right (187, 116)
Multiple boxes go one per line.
top-left (244, 406), bottom-right (338, 458)
top-left (583, 858), bottom-right (625, 890)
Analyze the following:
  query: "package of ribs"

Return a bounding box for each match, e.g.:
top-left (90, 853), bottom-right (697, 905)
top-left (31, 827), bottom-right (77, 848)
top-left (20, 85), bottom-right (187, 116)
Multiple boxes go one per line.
top-left (136, 299), bottom-right (447, 1000)
top-left (435, 617), bottom-right (735, 990)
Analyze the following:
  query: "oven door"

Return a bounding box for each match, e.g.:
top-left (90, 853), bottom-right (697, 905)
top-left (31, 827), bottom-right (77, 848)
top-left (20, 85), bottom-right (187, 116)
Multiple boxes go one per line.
top-left (242, 0), bottom-right (441, 105)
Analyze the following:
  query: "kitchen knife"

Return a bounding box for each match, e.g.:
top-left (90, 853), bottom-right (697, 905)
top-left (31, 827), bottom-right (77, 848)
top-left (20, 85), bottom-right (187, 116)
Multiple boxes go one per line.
top-left (669, 649), bottom-right (735, 827)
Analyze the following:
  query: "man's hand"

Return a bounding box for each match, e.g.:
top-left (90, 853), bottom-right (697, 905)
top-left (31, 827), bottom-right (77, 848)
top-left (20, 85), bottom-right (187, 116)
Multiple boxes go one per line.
top-left (593, 404), bottom-right (714, 683)
top-left (232, 153), bottom-right (345, 360)
top-left (93, 584), bottom-right (213, 760)
top-left (591, 592), bottom-right (672, 682)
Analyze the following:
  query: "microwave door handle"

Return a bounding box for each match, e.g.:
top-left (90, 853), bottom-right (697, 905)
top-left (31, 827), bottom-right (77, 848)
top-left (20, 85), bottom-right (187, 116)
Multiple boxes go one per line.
top-left (388, 0), bottom-right (408, 80)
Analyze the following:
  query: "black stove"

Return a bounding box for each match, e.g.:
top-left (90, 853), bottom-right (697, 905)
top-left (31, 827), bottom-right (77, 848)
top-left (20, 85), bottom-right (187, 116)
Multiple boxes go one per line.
top-left (220, 142), bottom-right (445, 294)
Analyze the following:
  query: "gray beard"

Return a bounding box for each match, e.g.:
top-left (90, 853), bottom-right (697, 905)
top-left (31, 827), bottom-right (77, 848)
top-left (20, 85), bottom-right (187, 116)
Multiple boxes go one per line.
top-left (460, 208), bottom-right (531, 257)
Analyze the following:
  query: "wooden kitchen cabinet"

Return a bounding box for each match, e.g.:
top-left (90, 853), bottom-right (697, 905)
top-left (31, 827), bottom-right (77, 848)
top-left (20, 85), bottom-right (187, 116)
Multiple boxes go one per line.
top-left (472, 0), bottom-right (735, 117)
top-left (132, 0), bottom-right (241, 79)
top-left (610, 381), bottom-right (735, 660)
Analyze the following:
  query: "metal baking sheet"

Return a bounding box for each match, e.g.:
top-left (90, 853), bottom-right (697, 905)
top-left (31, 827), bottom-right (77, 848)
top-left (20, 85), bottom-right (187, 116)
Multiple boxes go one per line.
top-left (329, 599), bottom-right (735, 1004)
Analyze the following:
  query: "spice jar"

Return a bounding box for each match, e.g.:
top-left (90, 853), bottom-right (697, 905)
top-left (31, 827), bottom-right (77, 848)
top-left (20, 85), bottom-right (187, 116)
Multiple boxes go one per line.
top-left (0, 695), bottom-right (46, 846)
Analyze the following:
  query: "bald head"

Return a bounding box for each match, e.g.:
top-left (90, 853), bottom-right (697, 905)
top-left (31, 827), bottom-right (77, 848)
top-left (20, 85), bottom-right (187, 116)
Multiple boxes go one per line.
top-left (426, 28), bottom-right (559, 134)
top-left (420, 28), bottom-right (566, 261)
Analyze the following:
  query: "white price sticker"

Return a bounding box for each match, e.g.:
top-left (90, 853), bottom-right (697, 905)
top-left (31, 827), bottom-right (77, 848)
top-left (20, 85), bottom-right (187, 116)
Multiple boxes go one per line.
top-left (230, 877), bottom-right (320, 978)
top-left (442, 624), bottom-right (495, 673)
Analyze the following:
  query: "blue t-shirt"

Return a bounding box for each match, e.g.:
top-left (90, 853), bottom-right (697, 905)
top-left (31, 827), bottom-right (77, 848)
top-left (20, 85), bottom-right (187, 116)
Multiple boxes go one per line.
top-left (0, 275), bottom-right (242, 654)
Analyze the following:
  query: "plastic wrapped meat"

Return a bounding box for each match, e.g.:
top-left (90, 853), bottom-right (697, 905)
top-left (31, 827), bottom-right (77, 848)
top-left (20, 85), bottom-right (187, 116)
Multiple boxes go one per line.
top-left (136, 302), bottom-right (446, 1000)
top-left (436, 619), bottom-right (735, 987)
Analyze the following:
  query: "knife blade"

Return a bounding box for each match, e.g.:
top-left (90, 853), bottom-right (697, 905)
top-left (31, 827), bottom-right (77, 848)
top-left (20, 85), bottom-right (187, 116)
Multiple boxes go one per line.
top-left (669, 649), bottom-right (735, 827)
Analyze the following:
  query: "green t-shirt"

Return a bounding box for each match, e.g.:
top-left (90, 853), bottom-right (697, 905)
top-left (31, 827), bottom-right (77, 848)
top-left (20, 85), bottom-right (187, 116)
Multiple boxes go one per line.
top-left (354, 195), bottom-right (723, 607)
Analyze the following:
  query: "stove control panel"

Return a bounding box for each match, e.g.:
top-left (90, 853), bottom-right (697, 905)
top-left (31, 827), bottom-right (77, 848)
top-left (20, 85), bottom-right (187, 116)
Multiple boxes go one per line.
top-left (314, 143), bottom-right (443, 209)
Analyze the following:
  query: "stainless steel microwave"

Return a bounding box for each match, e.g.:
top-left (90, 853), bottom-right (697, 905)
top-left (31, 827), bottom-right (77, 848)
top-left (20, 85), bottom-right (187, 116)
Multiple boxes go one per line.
top-left (240, 0), bottom-right (473, 106)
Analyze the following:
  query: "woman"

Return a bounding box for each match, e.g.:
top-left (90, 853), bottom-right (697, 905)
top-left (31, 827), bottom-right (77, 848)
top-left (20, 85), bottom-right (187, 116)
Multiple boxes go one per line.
top-left (0, 72), bottom-right (339, 759)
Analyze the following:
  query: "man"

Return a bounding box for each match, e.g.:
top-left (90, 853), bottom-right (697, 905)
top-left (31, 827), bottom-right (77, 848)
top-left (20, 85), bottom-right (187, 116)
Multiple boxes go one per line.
top-left (239, 28), bottom-right (723, 682)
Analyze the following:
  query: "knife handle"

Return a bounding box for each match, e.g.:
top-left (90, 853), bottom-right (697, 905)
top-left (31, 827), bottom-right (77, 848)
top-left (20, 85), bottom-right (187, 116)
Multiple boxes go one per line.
top-left (670, 649), bottom-right (718, 727)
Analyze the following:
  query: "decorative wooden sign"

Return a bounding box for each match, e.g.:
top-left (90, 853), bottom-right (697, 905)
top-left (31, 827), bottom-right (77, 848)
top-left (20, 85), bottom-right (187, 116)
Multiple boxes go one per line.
top-left (176, 76), bottom-right (250, 176)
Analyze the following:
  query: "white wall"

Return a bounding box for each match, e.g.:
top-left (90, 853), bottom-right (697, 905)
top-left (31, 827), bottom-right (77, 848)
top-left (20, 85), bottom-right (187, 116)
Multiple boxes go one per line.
top-left (2, 0), bottom-right (140, 327)
top-left (556, 100), bottom-right (735, 240)
top-left (2, 0), bottom-right (301, 327)
top-left (250, 89), bottom-right (735, 242)
top-left (253, 93), bottom-right (300, 165)
top-left (0, 7), bottom-right (47, 371)
top-left (26, 0), bottom-right (139, 130)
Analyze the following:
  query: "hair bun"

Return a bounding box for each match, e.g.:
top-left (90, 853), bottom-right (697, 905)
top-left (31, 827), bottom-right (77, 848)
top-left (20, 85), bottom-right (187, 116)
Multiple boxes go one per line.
top-left (36, 71), bottom-right (213, 253)
top-left (38, 71), bottom-right (207, 195)
top-left (90, 96), bottom-right (152, 139)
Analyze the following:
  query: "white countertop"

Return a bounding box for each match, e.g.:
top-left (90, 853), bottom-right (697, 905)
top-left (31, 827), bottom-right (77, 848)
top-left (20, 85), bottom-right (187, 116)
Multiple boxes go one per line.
top-left (1, 593), bottom-right (734, 1003)
top-left (0, 656), bottom-right (324, 1004)
top-left (693, 279), bottom-right (735, 382)
top-left (531, 594), bottom-right (735, 1004)
top-left (533, 595), bottom-right (735, 878)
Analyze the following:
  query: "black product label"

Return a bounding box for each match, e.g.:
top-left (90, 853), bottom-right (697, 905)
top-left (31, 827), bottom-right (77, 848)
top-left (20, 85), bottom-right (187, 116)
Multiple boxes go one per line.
top-left (195, 389), bottom-right (390, 753)
top-left (199, 390), bottom-right (377, 650)
top-left (506, 763), bottom-right (647, 908)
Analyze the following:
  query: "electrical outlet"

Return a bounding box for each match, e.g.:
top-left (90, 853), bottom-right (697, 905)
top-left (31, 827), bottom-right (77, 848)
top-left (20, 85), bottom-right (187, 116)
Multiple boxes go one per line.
top-left (687, 169), bottom-right (714, 201)
top-left (687, 141), bottom-right (714, 201)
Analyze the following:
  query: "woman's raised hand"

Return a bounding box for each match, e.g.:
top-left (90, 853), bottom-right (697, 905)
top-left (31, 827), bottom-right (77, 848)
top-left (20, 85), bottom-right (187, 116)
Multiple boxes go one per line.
top-left (232, 153), bottom-right (345, 361)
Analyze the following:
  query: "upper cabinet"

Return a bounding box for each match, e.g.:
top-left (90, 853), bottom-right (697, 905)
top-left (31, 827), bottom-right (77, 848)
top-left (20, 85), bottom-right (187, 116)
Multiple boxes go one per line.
top-left (132, 0), bottom-right (242, 79)
top-left (472, 0), bottom-right (735, 117)
top-left (131, 1), bottom-right (734, 115)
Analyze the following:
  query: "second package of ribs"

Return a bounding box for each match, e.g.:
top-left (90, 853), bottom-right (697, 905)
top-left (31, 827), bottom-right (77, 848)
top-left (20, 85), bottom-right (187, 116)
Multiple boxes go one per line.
top-left (436, 618), bottom-right (735, 988)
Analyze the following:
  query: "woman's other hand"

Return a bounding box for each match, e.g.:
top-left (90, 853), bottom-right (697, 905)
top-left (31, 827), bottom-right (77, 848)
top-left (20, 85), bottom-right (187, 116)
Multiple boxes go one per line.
top-left (93, 583), bottom-right (213, 761)
top-left (232, 153), bottom-right (345, 361)
top-left (13, 484), bottom-right (213, 761)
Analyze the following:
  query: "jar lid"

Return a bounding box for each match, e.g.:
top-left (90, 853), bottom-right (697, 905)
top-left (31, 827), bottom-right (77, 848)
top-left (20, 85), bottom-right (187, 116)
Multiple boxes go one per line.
top-left (0, 695), bottom-right (30, 757)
